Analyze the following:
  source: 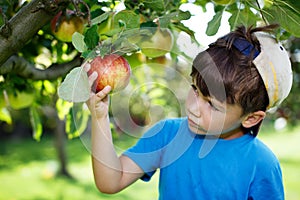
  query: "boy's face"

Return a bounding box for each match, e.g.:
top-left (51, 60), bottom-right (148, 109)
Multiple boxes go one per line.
top-left (185, 83), bottom-right (244, 136)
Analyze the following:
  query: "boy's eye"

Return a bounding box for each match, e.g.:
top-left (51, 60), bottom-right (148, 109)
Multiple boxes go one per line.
top-left (190, 83), bottom-right (223, 112)
top-left (208, 100), bottom-right (218, 111)
top-left (191, 84), bottom-right (197, 91)
top-left (191, 84), bottom-right (199, 95)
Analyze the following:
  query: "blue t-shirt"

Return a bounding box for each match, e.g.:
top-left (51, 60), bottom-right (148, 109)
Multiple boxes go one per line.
top-left (123, 117), bottom-right (284, 200)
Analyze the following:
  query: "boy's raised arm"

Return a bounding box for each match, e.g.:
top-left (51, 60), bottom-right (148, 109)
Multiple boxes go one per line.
top-left (86, 81), bottom-right (144, 194)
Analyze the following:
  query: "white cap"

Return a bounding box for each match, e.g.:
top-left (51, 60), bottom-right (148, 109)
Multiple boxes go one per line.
top-left (253, 32), bottom-right (293, 110)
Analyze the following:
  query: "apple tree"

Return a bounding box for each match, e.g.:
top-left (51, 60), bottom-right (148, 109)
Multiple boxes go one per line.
top-left (0, 0), bottom-right (300, 176)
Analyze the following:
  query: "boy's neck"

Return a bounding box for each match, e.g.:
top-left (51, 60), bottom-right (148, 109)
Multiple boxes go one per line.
top-left (218, 127), bottom-right (244, 140)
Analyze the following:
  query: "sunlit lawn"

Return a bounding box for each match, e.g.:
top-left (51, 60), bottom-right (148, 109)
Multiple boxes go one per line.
top-left (0, 123), bottom-right (299, 200)
top-left (0, 135), bottom-right (158, 200)
top-left (258, 124), bottom-right (300, 200)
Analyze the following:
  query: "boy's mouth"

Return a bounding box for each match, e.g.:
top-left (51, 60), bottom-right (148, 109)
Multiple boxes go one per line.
top-left (187, 117), bottom-right (198, 127)
top-left (187, 117), bottom-right (207, 133)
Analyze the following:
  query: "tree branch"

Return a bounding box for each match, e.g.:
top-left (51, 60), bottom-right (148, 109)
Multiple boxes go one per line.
top-left (0, 0), bottom-right (69, 67)
top-left (0, 55), bottom-right (83, 80)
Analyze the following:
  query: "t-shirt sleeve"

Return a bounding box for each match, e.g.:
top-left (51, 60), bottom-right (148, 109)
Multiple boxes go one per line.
top-left (248, 154), bottom-right (284, 200)
top-left (123, 120), bottom-right (170, 181)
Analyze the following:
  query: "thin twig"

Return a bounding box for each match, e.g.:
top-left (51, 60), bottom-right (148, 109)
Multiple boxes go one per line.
top-left (256, 0), bottom-right (268, 25)
top-left (72, 0), bottom-right (91, 26)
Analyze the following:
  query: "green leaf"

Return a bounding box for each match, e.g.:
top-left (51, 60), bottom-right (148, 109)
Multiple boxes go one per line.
top-left (57, 67), bottom-right (90, 103)
top-left (91, 12), bottom-right (110, 26)
top-left (228, 7), bottom-right (259, 30)
top-left (159, 10), bottom-right (191, 28)
top-left (118, 28), bottom-right (150, 45)
top-left (82, 50), bottom-right (95, 59)
top-left (141, 0), bottom-right (165, 12)
top-left (170, 22), bottom-right (197, 43)
top-left (0, 108), bottom-right (12, 124)
top-left (140, 21), bottom-right (157, 29)
top-left (102, 27), bottom-right (123, 37)
top-left (30, 105), bottom-right (43, 142)
top-left (56, 98), bottom-right (73, 120)
top-left (42, 80), bottom-right (56, 95)
top-left (113, 10), bottom-right (140, 29)
top-left (72, 32), bottom-right (87, 53)
top-left (84, 25), bottom-right (100, 49)
top-left (193, 0), bottom-right (210, 11)
top-left (263, 2), bottom-right (300, 37)
top-left (82, 50), bottom-right (97, 61)
top-left (113, 39), bottom-right (140, 55)
top-left (206, 10), bottom-right (223, 36)
top-left (65, 103), bottom-right (89, 139)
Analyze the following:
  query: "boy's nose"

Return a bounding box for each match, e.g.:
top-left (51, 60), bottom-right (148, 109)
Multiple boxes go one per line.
top-left (187, 93), bottom-right (202, 117)
top-left (188, 101), bottom-right (201, 117)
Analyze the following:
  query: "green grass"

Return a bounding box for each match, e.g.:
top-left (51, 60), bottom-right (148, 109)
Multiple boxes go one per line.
top-left (259, 125), bottom-right (300, 200)
top-left (0, 124), bottom-right (299, 200)
top-left (0, 136), bottom-right (158, 200)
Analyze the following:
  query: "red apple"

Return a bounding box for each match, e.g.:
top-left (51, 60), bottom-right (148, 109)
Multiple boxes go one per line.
top-left (87, 54), bottom-right (131, 93)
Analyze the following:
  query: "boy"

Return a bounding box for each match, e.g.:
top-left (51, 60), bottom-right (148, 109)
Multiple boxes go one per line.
top-left (85, 24), bottom-right (293, 199)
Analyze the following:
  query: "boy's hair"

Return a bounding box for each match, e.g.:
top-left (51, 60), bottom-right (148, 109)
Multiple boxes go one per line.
top-left (190, 25), bottom-right (282, 116)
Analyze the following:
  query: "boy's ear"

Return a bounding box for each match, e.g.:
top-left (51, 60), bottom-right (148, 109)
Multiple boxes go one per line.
top-left (242, 111), bottom-right (266, 128)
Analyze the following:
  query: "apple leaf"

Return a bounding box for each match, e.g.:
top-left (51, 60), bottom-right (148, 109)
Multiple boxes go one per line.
top-left (102, 27), bottom-right (123, 37)
top-left (114, 40), bottom-right (140, 55)
top-left (120, 28), bottom-right (150, 44)
top-left (263, 2), bottom-right (300, 37)
top-left (91, 12), bottom-right (110, 26)
top-left (82, 50), bottom-right (97, 60)
top-left (206, 10), bottom-right (223, 36)
top-left (228, 7), bottom-right (259, 30)
top-left (113, 10), bottom-right (140, 29)
top-left (57, 67), bottom-right (90, 103)
top-left (142, 0), bottom-right (165, 12)
top-left (72, 32), bottom-right (87, 53)
top-left (159, 10), bottom-right (191, 28)
top-left (171, 22), bottom-right (197, 43)
top-left (84, 25), bottom-right (100, 50)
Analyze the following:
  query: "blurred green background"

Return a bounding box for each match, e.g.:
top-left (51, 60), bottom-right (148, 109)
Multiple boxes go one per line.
top-left (1, 1), bottom-right (300, 200)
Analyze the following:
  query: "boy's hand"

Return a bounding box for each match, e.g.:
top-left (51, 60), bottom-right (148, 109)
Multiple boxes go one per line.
top-left (83, 62), bottom-right (112, 119)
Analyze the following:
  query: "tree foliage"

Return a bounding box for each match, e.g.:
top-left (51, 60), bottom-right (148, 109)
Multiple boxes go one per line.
top-left (0, 0), bottom-right (300, 141)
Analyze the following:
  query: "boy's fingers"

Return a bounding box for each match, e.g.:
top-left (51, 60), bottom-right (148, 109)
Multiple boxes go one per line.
top-left (96, 86), bottom-right (112, 99)
top-left (83, 62), bottom-right (91, 72)
top-left (88, 71), bottom-right (98, 94)
top-left (83, 62), bottom-right (98, 90)
top-left (89, 71), bottom-right (98, 85)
